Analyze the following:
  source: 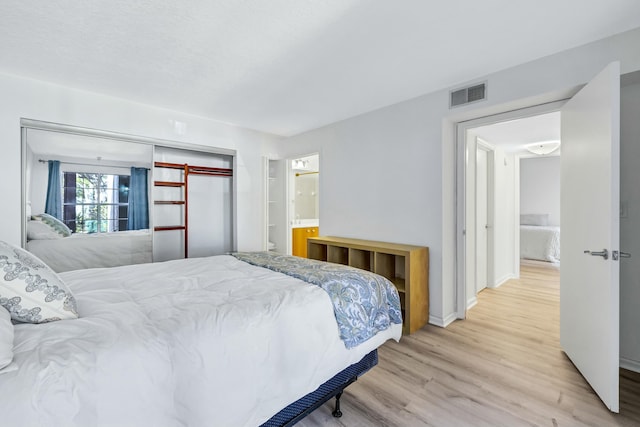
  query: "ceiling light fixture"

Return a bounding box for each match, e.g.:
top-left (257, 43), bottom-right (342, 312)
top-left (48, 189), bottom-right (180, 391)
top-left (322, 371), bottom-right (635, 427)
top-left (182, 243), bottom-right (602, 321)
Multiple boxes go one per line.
top-left (292, 159), bottom-right (309, 170)
top-left (524, 140), bottom-right (561, 155)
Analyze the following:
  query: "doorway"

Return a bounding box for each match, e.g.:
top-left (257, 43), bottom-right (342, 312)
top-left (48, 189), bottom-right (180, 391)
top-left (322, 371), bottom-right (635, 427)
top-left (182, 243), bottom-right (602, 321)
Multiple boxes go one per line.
top-left (458, 108), bottom-right (562, 314)
top-left (475, 139), bottom-right (494, 298)
top-left (454, 64), bottom-right (639, 414)
top-left (288, 153), bottom-right (319, 257)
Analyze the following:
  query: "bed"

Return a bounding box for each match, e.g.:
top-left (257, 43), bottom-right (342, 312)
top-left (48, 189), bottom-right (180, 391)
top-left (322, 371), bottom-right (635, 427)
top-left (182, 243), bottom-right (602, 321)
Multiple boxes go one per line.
top-left (26, 217), bottom-right (152, 272)
top-left (519, 214), bottom-right (560, 263)
top-left (0, 247), bottom-right (402, 427)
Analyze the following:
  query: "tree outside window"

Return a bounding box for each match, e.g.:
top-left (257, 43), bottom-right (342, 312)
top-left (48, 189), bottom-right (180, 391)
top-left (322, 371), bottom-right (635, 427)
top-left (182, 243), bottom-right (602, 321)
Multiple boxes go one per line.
top-left (63, 172), bottom-right (130, 233)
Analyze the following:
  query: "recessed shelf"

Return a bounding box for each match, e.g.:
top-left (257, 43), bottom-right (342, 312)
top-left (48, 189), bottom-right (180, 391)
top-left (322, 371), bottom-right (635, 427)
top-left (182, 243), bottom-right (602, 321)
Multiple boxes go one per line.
top-left (154, 180), bottom-right (185, 187)
top-left (154, 201), bottom-right (186, 205)
top-left (154, 225), bottom-right (187, 231)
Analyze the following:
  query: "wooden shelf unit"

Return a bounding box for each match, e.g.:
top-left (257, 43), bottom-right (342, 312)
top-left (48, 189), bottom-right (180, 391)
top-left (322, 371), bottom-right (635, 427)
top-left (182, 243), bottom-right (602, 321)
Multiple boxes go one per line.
top-left (307, 236), bottom-right (429, 335)
top-left (153, 161), bottom-right (233, 258)
top-left (153, 162), bottom-right (189, 257)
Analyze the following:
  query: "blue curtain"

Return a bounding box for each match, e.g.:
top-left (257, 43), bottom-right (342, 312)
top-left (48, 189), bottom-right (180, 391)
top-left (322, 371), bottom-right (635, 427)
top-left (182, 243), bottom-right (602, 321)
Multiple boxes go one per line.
top-left (128, 167), bottom-right (149, 230)
top-left (44, 160), bottom-right (62, 219)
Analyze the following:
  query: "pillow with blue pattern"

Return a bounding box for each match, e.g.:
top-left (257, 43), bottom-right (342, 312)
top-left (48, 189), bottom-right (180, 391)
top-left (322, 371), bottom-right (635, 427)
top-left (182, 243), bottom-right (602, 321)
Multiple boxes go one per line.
top-left (31, 213), bottom-right (72, 237)
top-left (0, 241), bottom-right (78, 323)
top-left (0, 307), bottom-right (16, 374)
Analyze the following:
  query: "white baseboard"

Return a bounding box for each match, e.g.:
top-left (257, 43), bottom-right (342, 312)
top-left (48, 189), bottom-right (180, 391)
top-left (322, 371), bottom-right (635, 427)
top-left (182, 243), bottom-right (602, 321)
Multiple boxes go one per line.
top-left (620, 357), bottom-right (640, 373)
top-left (466, 296), bottom-right (478, 310)
top-left (489, 273), bottom-right (516, 289)
top-left (429, 312), bottom-right (457, 328)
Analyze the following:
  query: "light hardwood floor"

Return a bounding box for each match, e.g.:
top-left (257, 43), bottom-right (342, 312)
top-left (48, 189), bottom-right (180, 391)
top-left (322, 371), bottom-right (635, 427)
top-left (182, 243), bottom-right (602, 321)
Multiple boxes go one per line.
top-left (299, 262), bottom-right (640, 427)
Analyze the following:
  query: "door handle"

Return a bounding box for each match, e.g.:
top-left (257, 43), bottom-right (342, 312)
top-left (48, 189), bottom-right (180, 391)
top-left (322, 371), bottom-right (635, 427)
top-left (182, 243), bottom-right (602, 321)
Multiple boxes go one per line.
top-left (584, 249), bottom-right (608, 260)
top-left (612, 250), bottom-right (631, 260)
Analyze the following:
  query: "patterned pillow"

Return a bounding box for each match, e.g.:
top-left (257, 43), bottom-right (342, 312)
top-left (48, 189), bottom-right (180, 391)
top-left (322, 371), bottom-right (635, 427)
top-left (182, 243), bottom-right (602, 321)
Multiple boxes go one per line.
top-left (0, 307), bottom-right (13, 371)
top-left (31, 213), bottom-right (72, 237)
top-left (0, 241), bottom-right (78, 323)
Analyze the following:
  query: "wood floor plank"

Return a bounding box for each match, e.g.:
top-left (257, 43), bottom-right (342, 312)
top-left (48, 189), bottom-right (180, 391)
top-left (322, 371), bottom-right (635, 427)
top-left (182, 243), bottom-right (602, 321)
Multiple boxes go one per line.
top-left (298, 262), bottom-right (640, 426)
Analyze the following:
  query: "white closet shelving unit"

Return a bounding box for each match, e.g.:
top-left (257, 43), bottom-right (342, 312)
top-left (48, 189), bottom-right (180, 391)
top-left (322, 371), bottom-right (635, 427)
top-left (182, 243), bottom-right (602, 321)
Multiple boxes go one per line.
top-left (265, 158), bottom-right (286, 253)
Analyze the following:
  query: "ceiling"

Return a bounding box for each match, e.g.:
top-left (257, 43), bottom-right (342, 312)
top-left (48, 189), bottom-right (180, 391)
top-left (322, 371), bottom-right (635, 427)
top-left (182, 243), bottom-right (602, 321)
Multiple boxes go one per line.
top-left (27, 129), bottom-right (152, 164)
top-left (473, 112), bottom-right (561, 155)
top-left (2, 1), bottom-right (640, 137)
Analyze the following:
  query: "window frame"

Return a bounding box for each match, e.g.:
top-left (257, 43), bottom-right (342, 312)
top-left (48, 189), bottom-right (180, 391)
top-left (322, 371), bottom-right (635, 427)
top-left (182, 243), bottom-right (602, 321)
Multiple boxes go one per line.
top-left (62, 172), bottom-right (130, 234)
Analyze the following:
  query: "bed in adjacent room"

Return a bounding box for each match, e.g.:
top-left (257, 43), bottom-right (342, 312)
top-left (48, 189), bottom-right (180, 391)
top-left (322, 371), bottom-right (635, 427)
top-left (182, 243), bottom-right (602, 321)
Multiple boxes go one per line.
top-left (25, 214), bottom-right (152, 272)
top-left (519, 214), bottom-right (560, 263)
top-left (0, 245), bottom-right (402, 427)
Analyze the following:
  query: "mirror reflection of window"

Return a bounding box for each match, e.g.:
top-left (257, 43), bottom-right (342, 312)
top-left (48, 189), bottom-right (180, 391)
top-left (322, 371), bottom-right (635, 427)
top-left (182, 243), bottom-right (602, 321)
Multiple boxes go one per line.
top-left (63, 172), bottom-right (130, 233)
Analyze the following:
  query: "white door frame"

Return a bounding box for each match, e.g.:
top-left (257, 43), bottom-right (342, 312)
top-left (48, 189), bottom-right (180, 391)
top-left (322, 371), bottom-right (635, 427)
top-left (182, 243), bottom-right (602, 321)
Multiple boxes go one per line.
top-left (286, 152), bottom-right (320, 255)
top-left (455, 101), bottom-right (567, 318)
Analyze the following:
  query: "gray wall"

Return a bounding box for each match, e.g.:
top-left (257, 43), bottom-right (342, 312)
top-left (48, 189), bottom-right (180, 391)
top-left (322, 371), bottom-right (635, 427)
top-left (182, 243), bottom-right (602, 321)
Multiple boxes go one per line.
top-left (620, 80), bottom-right (640, 371)
top-left (520, 156), bottom-right (561, 226)
top-left (277, 27), bottom-right (640, 327)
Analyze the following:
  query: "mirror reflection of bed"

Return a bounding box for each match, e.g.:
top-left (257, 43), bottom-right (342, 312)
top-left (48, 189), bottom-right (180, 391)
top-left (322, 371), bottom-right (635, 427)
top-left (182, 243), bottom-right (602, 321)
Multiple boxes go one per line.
top-left (22, 122), bottom-right (236, 272)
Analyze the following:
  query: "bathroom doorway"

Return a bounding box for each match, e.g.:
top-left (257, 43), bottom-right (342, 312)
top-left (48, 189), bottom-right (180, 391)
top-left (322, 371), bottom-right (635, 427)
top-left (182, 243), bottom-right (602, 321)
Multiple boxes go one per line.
top-left (289, 153), bottom-right (319, 257)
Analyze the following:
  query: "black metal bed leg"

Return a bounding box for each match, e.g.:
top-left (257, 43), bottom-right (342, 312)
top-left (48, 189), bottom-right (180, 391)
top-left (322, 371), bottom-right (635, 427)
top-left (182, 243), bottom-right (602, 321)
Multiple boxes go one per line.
top-left (332, 391), bottom-right (343, 418)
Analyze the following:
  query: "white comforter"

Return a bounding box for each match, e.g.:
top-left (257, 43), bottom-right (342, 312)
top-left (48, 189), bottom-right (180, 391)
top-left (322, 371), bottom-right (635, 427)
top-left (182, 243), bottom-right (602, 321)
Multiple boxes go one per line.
top-left (26, 229), bottom-right (152, 272)
top-left (1, 255), bottom-right (401, 427)
top-left (520, 225), bottom-right (560, 263)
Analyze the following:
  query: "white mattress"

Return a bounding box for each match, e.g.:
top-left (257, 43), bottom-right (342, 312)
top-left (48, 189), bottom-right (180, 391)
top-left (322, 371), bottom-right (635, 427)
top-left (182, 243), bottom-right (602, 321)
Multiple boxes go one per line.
top-left (1, 255), bottom-right (401, 427)
top-left (520, 225), bottom-right (560, 263)
top-left (26, 229), bottom-right (152, 272)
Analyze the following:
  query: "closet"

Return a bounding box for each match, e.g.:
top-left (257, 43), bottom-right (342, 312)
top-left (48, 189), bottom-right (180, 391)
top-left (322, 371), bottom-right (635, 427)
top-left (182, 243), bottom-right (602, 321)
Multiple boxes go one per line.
top-left (153, 146), bottom-right (235, 262)
top-left (21, 119), bottom-right (237, 267)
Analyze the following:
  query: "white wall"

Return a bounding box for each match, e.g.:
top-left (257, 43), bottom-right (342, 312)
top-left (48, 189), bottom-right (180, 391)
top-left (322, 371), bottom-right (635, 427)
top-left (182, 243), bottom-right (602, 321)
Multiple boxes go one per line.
top-left (0, 72), bottom-right (282, 250)
top-left (520, 156), bottom-right (561, 226)
top-left (277, 27), bottom-right (640, 327)
top-left (620, 80), bottom-right (640, 371)
top-left (492, 148), bottom-right (517, 287)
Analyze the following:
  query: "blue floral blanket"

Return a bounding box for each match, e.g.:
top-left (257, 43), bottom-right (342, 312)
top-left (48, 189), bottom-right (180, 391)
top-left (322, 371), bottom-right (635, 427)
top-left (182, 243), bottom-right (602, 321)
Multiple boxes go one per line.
top-left (231, 252), bottom-right (402, 348)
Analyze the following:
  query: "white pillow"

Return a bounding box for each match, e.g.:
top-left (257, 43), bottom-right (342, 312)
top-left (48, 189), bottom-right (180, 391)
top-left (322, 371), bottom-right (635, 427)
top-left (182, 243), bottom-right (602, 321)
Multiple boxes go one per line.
top-left (31, 213), bottom-right (72, 237)
top-left (0, 241), bottom-right (78, 323)
top-left (27, 220), bottom-right (63, 240)
top-left (0, 307), bottom-right (14, 371)
top-left (520, 213), bottom-right (550, 226)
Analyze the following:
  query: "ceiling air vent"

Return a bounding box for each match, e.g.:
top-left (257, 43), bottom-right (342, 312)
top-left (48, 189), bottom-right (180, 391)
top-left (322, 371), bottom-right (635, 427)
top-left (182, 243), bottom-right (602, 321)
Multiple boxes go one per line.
top-left (449, 82), bottom-right (487, 108)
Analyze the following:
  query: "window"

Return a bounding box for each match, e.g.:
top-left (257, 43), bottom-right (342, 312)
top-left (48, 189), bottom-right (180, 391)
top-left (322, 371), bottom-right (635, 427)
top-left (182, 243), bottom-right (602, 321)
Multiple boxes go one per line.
top-left (63, 172), bottom-right (130, 233)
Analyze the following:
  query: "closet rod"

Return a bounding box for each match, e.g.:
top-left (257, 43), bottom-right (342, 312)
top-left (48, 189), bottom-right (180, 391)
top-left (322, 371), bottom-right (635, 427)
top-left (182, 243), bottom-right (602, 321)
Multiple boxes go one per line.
top-left (295, 171), bottom-right (319, 177)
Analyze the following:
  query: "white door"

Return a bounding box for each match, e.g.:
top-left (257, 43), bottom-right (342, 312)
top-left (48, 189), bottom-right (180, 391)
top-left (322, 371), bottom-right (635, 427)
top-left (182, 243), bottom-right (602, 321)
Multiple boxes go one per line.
top-left (476, 146), bottom-right (488, 292)
top-left (560, 61), bottom-right (620, 412)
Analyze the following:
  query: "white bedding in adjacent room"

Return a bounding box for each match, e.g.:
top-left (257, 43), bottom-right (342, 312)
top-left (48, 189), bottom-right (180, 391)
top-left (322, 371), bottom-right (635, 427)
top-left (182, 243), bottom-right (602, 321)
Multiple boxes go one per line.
top-left (1, 255), bottom-right (401, 427)
top-left (26, 229), bottom-right (152, 272)
top-left (520, 225), bottom-right (560, 263)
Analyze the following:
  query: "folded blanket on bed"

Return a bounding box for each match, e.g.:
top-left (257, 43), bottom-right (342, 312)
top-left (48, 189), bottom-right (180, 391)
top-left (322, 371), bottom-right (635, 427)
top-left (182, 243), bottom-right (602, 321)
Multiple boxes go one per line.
top-left (232, 251), bottom-right (402, 348)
